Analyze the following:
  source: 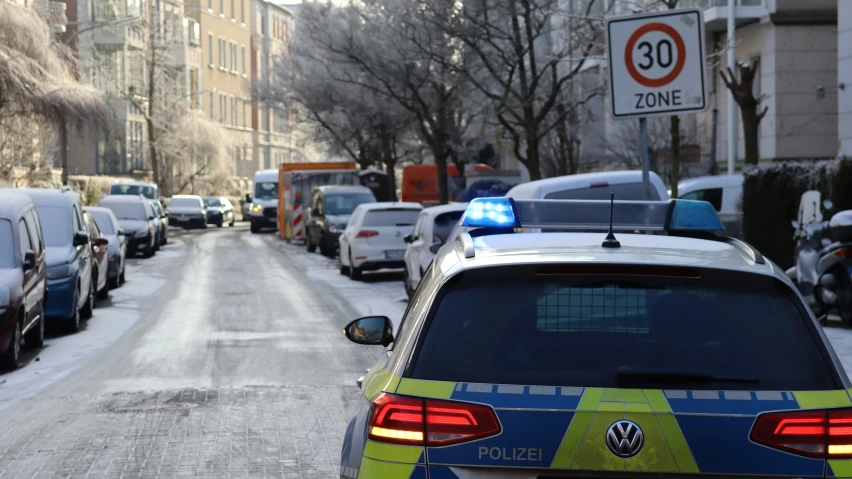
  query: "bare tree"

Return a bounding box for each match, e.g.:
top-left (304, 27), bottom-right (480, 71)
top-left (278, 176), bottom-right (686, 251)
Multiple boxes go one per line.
top-left (447, 0), bottom-right (610, 180)
top-left (719, 59), bottom-right (766, 166)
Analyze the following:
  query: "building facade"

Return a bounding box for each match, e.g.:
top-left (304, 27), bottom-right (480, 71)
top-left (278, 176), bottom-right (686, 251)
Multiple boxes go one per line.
top-left (187, 0), bottom-right (254, 179)
top-left (250, 0), bottom-right (297, 170)
top-left (839, 0), bottom-right (851, 157)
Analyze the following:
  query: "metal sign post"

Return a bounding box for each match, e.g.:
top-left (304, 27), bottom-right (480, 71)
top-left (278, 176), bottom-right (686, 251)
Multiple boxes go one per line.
top-left (606, 8), bottom-right (708, 197)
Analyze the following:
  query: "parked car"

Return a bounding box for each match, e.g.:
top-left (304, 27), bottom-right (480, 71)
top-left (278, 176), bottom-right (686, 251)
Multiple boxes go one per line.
top-left (109, 181), bottom-right (159, 202)
top-left (84, 206), bottom-right (126, 288)
top-left (17, 188), bottom-right (94, 332)
top-left (402, 203), bottom-right (467, 298)
top-left (167, 195), bottom-right (207, 229)
top-left (676, 174), bottom-right (743, 213)
top-left (338, 202), bottom-right (422, 280)
top-left (99, 195), bottom-right (158, 257)
top-left (82, 211), bottom-right (110, 300)
top-left (148, 199), bottom-right (169, 245)
top-left (506, 170), bottom-right (669, 201)
top-left (306, 185), bottom-right (377, 257)
top-left (0, 191), bottom-right (47, 368)
top-left (203, 197), bottom-right (236, 227)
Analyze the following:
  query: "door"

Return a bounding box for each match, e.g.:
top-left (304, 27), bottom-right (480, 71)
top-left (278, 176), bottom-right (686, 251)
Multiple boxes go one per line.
top-left (426, 210), bottom-right (464, 272)
top-left (406, 213), bottom-right (427, 284)
top-left (86, 214), bottom-right (107, 291)
top-left (309, 194), bottom-right (324, 243)
top-left (359, 208), bottom-right (420, 260)
top-left (72, 205), bottom-right (92, 300)
top-left (23, 209), bottom-right (46, 317)
top-left (17, 219), bottom-right (37, 318)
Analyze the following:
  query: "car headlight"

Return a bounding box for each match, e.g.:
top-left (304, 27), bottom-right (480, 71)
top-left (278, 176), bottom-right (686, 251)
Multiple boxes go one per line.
top-left (329, 226), bottom-right (338, 233)
top-left (47, 263), bottom-right (72, 280)
top-left (135, 229), bottom-right (149, 238)
top-left (251, 204), bottom-right (262, 212)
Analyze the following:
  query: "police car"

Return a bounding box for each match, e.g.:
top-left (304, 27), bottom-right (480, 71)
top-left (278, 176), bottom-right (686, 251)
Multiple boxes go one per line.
top-left (339, 197), bottom-right (852, 479)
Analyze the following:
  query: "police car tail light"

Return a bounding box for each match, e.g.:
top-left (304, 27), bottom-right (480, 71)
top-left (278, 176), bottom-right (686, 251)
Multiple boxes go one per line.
top-left (750, 409), bottom-right (852, 458)
top-left (356, 230), bottom-right (379, 238)
top-left (368, 393), bottom-right (501, 447)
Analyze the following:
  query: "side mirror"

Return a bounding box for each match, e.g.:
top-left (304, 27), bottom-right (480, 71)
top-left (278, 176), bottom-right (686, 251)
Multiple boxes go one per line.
top-left (824, 199), bottom-right (834, 211)
top-left (73, 232), bottom-right (90, 246)
top-left (343, 316), bottom-right (394, 347)
top-left (404, 234), bottom-right (413, 243)
top-left (245, 194), bottom-right (252, 203)
top-left (23, 250), bottom-right (36, 271)
top-left (118, 228), bottom-right (127, 236)
top-left (94, 237), bottom-right (109, 247)
top-left (791, 220), bottom-right (801, 230)
top-left (429, 243), bottom-right (443, 254)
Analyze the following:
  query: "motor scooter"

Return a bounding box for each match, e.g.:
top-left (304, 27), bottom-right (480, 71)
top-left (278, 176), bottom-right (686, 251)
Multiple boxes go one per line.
top-left (787, 191), bottom-right (852, 322)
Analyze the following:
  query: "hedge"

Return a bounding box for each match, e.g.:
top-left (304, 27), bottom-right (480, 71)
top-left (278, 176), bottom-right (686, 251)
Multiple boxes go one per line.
top-left (742, 157), bottom-right (852, 269)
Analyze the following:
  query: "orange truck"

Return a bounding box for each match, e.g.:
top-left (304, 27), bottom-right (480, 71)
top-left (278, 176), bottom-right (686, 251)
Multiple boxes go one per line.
top-left (277, 161), bottom-right (360, 242)
top-left (400, 163), bottom-right (495, 205)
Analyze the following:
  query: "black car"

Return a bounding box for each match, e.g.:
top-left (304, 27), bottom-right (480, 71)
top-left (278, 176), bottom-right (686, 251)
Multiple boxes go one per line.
top-left (305, 185), bottom-right (376, 257)
top-left (203, 197), bottom-right (236, 228)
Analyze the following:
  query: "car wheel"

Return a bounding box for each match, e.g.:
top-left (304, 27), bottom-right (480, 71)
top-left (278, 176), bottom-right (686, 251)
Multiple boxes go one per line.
top-left (119, 265), bottom-right (126, 285)
top-left (97, 274), bottom-right (110, 300)
top-left (306, 233), bottom-right (317, 253)
top-left (81, 278), bottom-right (95, 320)
top-left (339, 255), bottom-right (350, 275)
top-left (68, 285), bottom-right (81, 332)
top-left (349, 253), bottom-right (362, 280)
top-left (250, 221), bottom-right (260, 234)
top-left (319, 236), bottom-right (334, 257)
top-left (1, 317), bottom-right (21, 370)
top-left (25, 300), bottom-right (45, 348)
top-left (229, 216), bottom-right (235, 227)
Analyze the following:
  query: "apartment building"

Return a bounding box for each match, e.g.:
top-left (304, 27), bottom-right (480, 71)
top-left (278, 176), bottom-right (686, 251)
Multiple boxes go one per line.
top-left (187, 0), bottom-right (254, 179)
top-left (250, 0), bottom-right (297, 170)
top-left (66, 0), bottom-right (202, 176)
top-left (839, 0), bottom-right (850, 157)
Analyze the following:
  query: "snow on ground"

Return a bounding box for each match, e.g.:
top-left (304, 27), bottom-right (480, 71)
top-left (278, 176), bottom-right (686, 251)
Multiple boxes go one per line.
top-left (266, 235), bottom-right (409, 331)
top-left (0, 238), bottom-right (185, 403)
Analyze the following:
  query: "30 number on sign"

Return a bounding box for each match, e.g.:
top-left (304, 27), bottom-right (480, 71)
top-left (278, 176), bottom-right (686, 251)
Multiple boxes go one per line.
top-left (625, 23), bottom-right (687, 110)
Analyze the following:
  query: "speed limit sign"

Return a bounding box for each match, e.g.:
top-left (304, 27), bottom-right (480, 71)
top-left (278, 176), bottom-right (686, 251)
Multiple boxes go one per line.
top-left (606, 8), bottom-right (707, 118)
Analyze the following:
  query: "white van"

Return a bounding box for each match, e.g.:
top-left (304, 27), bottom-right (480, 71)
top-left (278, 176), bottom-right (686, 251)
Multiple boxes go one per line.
top-left (506, 170), bottom-right (669, 201)
top-left (247, 169), bottom-right (279, 233)
top-left (676, 174), bottom-right (743, 213)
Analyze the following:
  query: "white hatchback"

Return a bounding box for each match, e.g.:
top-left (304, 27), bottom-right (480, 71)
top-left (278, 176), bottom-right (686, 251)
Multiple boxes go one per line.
top-left (402, 203), bottom-right (467, 297)
top-left (338, 202), bottom-right (423, 280)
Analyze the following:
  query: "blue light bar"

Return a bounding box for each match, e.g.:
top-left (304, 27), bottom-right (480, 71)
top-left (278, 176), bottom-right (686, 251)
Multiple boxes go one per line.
top-left (458, 197), bottom-right (724, 234)
top-left (460, 197), bottom-right (518, 228)
top-left (666, 199), bottom-right (725, 232)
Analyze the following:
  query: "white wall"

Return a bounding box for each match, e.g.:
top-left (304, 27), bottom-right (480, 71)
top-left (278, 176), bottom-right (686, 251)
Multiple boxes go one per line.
top-left (839, 0), bottom-right (852, 156)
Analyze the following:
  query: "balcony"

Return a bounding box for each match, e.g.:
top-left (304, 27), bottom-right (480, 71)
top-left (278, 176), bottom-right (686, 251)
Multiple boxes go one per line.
top-left (680, 0), bottom-right (768, 32)
top-left (46, 1), bottom-right (68, 32)
top-left (169, 44), bottom-right (202, 69)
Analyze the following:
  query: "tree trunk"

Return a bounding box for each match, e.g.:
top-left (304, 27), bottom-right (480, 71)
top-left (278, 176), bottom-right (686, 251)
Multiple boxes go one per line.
top-left (741, 107), bottom-right (759, 165)
top-left (669, 115), bottom-right (681, 197)
top-left (146, 117), bottom-right (158, 182)
top-left (59, 118), bottom-right (69, 186)
top-left (380, 133), bottom-right (397, 201)
top-left (435, 148), bottom-right (449, 204)
top-left (526, 135), bottom-right (542, 181)
top-left (555, 104), bottom-right (570, 177)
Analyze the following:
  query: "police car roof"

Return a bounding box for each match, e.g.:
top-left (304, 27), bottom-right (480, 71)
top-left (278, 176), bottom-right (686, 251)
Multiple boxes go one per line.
top-left (506, 170), bottom-right (667, 199)
top-left (421, 202), bottom-right (468, 216)
top-left (435, 232), bottom-right (780, 278)
top-left (358, 201), bottom-right (422, 211)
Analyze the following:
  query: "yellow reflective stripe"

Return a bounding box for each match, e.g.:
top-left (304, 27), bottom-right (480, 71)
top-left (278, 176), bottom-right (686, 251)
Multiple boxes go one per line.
top-left (363, 441), bottom-right (422, 464)
top-left (643, 389), bottom-right (672, 413)
top-left (655, 414), bottom-right (699, 472)
top-left (794, 390), bottom-right (852, 409)
top-left (358, 457), bottom-right (417, 478)
top-left (395, 378), bottom-right (455, 399)
top-left (829, 459), bottom-right (852, 477)
top-left (551, 411), bottom-right (595, 469)
top-left (362, 367), bottom-right (401, 400)
top-left (550, 388), bottom-right (699, 473)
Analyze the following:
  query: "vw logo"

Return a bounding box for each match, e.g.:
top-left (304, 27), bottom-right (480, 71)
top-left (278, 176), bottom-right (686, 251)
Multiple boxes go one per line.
top-left (395, 231), bottom-right (402, 237)
top-left (605, 420), bottom-right (644, 458)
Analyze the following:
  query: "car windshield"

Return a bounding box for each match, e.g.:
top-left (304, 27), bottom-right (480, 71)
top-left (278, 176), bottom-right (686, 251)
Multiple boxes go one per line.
top-left (204, 198), bottom-right (222, 207)
top-left (325, 193), bottom-right (375, 215)
top-left (544, 182), bottom-right (661, 200)
top-left (110, 184), bottom-right (157, 200)
top-left (0, 219), bottom-right (14, 268)
top-left (410, 265), bottom-right (838, 391)
top-left (170, 198), bottom-right (201, 208)
top-left (103, 202), bottom-right (147, 221)
top-left (36, 205), bottom-right (73, 247)
top-left (88, 211), bottom-right (115, 235)
top-left (433, 210), bottom-right (464, 243)
top-left (254, 182), bottom-right (278, 200)
top-left (361, 209), bottom-right (420, 226)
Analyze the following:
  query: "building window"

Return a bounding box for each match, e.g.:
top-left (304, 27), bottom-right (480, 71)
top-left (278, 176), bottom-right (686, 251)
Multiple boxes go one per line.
top-left (241, 46), bottom-right (246, 74)
top-left (230, 0), bottom-right (234, 19)
top-left (240, 0), bottom-right (244, 23)
top-left (242, 100), bottom-right (247, 128)
top-left (208, 33), bottom-right (213, 64)
top-left (219, 0), bottom-right (223, 14)
top-left (209, 91), bottom-right (214, 118)
top-left (218, 38), bottom-right (225, 66)
top-left (207, 0), bottom-right (211, 10)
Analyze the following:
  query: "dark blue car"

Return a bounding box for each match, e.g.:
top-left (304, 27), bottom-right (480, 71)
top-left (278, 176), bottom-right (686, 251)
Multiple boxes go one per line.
top-left (20, 188), bottom-right (94, 332)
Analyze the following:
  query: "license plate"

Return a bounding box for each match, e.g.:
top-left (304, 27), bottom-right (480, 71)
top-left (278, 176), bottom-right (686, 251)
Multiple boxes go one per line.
top-left (384, 250), bottom-right (404, 260)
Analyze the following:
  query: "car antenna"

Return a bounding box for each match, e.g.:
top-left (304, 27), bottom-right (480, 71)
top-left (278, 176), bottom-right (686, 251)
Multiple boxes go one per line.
top-left (602, 193), bottom-right (621, 249)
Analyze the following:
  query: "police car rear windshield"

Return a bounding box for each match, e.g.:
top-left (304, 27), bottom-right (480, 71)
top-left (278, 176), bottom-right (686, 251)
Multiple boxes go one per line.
top-left (362, 209), bottom-right (420, 227)
top-left (410, 265), bottom-right (840, 390)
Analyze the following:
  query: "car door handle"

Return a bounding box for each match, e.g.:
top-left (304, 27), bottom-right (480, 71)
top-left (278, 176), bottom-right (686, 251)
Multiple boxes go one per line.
top-left (356, 376), bottom-right (364, 389)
